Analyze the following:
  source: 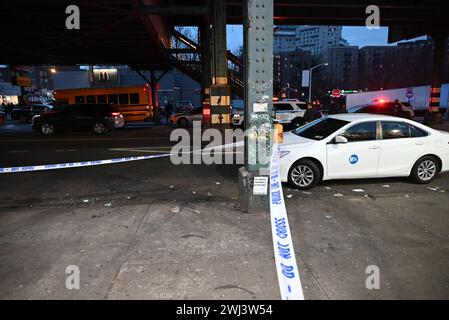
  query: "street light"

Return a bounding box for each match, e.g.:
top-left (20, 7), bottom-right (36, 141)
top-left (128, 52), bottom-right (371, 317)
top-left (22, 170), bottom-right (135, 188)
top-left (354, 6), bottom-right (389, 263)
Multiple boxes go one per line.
top-left (308, 62), bottom-right (328, 103)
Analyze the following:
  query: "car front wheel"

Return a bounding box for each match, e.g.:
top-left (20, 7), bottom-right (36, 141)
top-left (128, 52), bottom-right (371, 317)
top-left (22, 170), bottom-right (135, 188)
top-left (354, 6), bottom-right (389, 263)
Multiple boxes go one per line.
top-left (93, 122), bottom-right (108, 134)
top-left (41, 123), bottom-right (55, 135)
top-left (288, 159), bottom-right (320, 190)
top-left (410, 156), bottom-right (439, 184)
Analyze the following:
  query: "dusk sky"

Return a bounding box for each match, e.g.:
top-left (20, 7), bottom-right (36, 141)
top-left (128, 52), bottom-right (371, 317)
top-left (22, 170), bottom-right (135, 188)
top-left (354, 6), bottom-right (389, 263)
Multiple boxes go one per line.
top-left (226, 25), bottom-right (427, 52)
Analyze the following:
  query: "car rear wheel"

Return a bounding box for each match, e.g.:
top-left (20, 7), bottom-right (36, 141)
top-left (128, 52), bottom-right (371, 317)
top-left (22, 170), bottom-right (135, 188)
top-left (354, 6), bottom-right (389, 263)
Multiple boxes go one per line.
top-left (288, 159), bottom-right (320, 190)
top-left (93, 122), bottom-right (108, 134)
top-left (41, 123), bottom-right (55, 135)
top-left (178, 118), bottom-right (189, 127)
top-left (410, 156), bottom-right (439, 184)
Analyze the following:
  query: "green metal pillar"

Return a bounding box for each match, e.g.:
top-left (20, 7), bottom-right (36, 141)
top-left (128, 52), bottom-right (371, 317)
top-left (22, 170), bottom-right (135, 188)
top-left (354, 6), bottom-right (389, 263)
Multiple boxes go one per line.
top-left (238, 0), bottom-right (274, 213)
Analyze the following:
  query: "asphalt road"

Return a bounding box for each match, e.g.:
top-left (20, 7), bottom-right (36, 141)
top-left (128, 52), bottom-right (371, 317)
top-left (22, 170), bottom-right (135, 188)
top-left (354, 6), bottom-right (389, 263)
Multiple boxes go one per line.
top-left (1, 120), bottom-right (449, 299)
top-left (0, 121), bottom-right (242, 209)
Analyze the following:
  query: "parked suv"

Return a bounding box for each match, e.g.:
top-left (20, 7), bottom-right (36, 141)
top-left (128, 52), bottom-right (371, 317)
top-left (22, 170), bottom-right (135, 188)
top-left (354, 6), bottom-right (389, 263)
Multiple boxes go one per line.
top-left (231, 100), bottom-right (308, 129)
top-left (32, 103), bottom-right (125, 135)
top-left (11, 103), bottom-right (53, 122)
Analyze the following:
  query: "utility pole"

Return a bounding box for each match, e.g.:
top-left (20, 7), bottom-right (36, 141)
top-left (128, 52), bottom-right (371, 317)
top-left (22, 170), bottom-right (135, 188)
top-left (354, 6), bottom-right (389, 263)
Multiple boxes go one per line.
top-left (308, 63), bottom-right (328, 103)
top-left (238, 0), bottom-right (274, 213)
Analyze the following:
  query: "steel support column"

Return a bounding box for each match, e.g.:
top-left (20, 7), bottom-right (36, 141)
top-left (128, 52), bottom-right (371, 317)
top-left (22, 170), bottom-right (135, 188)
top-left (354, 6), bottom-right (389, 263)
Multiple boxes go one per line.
top-left (210, 0), bottom-right (231, 127)
top-left (426, 32), bottom-right (448, 125)
top-left (238, 0), bottom-right (274, 213)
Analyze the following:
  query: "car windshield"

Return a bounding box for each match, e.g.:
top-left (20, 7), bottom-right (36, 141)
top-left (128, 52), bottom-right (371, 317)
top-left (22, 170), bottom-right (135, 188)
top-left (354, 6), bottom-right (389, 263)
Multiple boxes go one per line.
top-left (292, 117), bottom-right (350, 140)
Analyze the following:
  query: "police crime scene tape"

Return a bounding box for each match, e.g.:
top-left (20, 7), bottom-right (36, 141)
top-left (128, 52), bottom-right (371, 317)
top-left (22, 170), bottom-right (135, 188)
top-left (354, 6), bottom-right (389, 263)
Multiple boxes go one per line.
top-left (0, 141), bottom-right (245, 174)
top-left (270, 143), bottom-right (305, 300)
top-left (0, 154), bottom-right (171, 173)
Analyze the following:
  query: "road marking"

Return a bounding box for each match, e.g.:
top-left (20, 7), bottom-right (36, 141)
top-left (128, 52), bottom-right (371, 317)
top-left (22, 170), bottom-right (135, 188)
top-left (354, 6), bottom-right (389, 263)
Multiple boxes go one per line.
top-left (0, 142), bottom-right (243, 173)
top-left (109, 148), bottom-right (243, 155)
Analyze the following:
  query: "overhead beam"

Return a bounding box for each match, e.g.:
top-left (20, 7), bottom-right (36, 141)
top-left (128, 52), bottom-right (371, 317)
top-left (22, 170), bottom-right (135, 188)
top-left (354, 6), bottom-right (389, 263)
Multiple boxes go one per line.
top-left (143, 5), bottom-right (208, 15)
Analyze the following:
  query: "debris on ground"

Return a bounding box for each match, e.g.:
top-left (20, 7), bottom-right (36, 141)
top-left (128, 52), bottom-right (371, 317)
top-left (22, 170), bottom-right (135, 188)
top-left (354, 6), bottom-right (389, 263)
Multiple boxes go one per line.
top-left (192, 191), bottom-right (196, 194)
top-left (104, 203), bottom-right (112, 207)
top-left (215, 181), bottom-right (221, 185)
top-left (325, 187), bottom-right (332, 190)
top-left (382, 185), bottom-right (390, 188)
top-left (427, 187), bottom-right (439, 191)
top-left (302, 191), bottom-right (312, 195)
top-left (171, 206), bottom-right (180, 214)
top-left (169, 185), bottom-right (175, 189)
top-left (352, 189), bottom-right (365, 193)
top-left (324, 215), bottom-right (332, 219)
top-left (207, 192), bottom-right (213, 197)
top-left (333, 193), bottom-right (344, 197)
top-left (82, 199), bottom-right (89, 203)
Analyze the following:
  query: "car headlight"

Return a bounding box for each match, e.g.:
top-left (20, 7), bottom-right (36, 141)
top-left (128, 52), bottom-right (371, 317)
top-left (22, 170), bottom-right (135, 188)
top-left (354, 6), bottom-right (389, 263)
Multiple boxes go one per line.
top-left (280, 151), bottom-right (290, 158)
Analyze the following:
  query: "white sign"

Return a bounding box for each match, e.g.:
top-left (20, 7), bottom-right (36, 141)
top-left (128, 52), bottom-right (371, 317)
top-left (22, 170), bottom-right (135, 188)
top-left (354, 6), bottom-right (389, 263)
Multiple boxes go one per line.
top-left (253, 176), bottom-right (268, 195)
top-left (253, 102), bottom-right (268, 113)
top-left (301, 70), bottom-right (310, 87)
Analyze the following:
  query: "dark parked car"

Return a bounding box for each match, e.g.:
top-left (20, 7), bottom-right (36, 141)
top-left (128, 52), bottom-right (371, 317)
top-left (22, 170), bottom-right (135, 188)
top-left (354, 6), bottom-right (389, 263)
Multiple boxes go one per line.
top-left (348, 101), bottom-right (414, 119)
top-left (32, 103), bottom-right (125, 135)
top-left (11, 103), bottom-right (53, 122)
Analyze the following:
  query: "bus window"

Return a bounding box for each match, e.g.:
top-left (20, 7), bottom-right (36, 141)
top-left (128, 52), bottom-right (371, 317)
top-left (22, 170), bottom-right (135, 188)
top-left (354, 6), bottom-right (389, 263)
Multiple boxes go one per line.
top-left (75, 95), bottom-right (85, 104)
top-left (119, 93), bottom-right (129, 105)
top-left (97, 95), bottom-right (107, 103)
top-left (86, 95), bottom-right (96, 104)
top-left (129, 93), bottom-right (140, 104)
top-left (108, 94), bottom-right (118, 104)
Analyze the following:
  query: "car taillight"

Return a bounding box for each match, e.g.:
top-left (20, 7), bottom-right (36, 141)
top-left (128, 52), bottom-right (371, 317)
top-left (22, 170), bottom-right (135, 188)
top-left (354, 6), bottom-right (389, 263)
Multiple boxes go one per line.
top-left (110, 112), bottom-right (121, 116)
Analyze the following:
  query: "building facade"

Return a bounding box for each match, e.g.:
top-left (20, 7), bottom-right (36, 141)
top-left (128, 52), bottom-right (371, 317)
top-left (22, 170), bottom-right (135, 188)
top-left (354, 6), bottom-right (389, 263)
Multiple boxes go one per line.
top-left (320, 46), bottom-right (359, 90)
top-left (274, 50), bottom-right (313, 98)
top-left (274, 25), bottom-right (348, 55)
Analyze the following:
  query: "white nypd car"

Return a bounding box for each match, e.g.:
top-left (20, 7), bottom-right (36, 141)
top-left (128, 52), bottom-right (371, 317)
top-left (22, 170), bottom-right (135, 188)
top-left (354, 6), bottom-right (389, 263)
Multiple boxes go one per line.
top-left (279, 114), bottom-right (449, 189)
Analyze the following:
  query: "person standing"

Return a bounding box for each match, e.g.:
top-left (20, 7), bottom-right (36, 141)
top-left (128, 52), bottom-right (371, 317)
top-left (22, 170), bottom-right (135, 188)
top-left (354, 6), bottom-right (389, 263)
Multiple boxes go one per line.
top-left (303, 103), bottom-right (317, 123)
top-left (165, 102), bottom-right (173, 123)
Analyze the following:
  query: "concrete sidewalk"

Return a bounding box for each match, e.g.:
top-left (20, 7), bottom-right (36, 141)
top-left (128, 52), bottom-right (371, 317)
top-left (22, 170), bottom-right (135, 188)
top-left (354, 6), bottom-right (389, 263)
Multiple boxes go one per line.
top-left (0, 200), bottom-right (288, 299)
top-left (1, 181), bottom-right (449, 300)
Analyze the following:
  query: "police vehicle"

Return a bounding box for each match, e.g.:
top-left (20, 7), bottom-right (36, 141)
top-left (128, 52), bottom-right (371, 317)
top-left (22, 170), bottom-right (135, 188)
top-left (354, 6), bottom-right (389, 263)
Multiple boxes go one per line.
top-left (231, 100), bottom-right (307, 128)
top-left (279, 114), bottom-right (449, 189)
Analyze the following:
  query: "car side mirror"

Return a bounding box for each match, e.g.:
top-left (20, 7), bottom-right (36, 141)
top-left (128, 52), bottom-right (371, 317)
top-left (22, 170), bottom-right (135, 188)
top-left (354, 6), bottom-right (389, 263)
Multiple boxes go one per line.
top-left (335, 135), bottom-right (348, 144)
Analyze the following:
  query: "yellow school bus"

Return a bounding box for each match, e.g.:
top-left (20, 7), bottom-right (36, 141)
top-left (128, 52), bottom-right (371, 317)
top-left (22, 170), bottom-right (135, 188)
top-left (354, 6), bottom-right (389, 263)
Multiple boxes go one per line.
top-left (53, 84), bottom-right (153, 122)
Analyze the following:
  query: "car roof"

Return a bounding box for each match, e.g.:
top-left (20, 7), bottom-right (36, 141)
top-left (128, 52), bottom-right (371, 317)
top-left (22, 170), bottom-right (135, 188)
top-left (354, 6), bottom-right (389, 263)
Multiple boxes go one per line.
top-left (328, 113), bottom-right (402, 122)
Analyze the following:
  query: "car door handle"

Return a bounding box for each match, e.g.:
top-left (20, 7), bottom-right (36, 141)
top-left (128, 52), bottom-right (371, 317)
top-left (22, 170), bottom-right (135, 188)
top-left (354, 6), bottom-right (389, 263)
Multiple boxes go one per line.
top-left (369, 145), bottom-right (380, 150)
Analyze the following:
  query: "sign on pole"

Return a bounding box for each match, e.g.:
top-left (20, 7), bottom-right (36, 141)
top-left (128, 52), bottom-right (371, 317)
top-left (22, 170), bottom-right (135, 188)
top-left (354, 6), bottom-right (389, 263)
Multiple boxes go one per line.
top-left (301, 70), bottom-right (310, 87)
